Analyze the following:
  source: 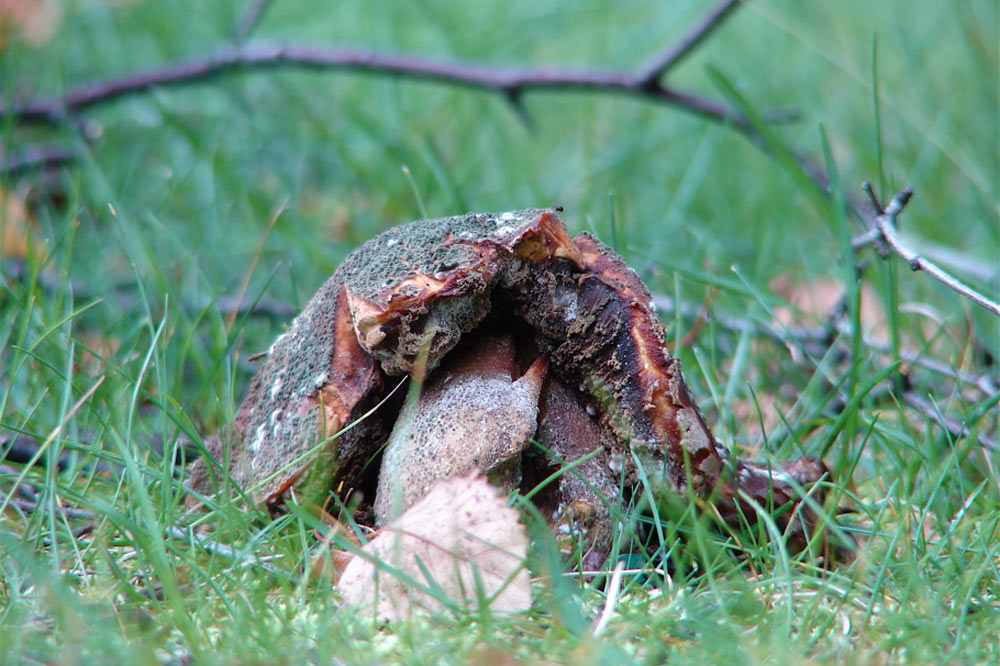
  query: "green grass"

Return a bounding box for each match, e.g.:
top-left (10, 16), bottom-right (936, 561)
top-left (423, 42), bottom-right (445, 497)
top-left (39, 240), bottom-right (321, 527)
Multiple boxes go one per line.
top-left (2, 0), bottom-right (998, 663)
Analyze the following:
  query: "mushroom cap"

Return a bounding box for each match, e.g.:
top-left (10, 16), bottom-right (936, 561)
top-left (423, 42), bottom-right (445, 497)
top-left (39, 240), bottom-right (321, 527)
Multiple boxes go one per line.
top-left (229, 208), bottom-right (581, 505)
top-left (339, 208), bottom-right (580, 376)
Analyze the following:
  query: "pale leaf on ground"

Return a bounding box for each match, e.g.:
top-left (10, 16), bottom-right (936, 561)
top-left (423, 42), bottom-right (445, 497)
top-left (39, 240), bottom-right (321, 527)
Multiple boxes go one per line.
top-left (337, 472), bottom-right (531, 620)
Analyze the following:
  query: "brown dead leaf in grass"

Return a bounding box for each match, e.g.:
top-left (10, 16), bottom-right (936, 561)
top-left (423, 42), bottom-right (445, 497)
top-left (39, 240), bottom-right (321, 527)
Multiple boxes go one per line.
top-left (337, 472), bottom-right (531, 620)
top-left (730, 390), bottom-right (787, 444)
top-left (0, 0), bottom-right (60, 50)
top-left (307, 505), bottom-right (364, 585)
top-left (76, 333), bottom-right (122, 375)
top-left (771, 274), bottom-right (887, 344)
top-left (1, 186), bottom-right (41, 259)
top-left (311, 541), bottom-right (358, 586)
top-left (299, 189), bottom-right (352, 242)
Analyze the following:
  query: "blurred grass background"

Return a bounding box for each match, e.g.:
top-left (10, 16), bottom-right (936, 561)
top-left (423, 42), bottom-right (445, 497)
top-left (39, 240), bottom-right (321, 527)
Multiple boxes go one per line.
top-left (1, 0), bottom-right (998, 663)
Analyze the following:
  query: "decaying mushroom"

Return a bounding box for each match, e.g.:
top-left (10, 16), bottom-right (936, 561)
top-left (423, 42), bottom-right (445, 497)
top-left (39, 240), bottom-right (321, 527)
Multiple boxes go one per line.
top-left (192, 209), bottom-right (830, 568)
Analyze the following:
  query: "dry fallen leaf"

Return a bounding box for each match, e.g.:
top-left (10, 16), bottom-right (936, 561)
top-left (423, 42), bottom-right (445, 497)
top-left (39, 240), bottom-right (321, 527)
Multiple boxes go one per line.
top-left (307, 507), bottom-right (363, 585)
top-left (337, 472), bottom-right (531, 620)
top-left (0, 0), bottom-right (60, 50)
top-left (1, 186), bottom-right (37, 259)
top-left (311, 541), bottom-right (358, 585)
top-left (770, 274), bottom-right (887, 344)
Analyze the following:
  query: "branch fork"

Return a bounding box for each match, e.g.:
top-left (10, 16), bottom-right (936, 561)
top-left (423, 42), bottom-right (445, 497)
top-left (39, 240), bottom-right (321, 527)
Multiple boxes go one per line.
top-left (861, 183), bottom-right (999, 317)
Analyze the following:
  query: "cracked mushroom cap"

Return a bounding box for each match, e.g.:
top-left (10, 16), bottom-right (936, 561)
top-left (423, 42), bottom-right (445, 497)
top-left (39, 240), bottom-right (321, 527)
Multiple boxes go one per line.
top-left (339, 208), bottom-right (581, 375)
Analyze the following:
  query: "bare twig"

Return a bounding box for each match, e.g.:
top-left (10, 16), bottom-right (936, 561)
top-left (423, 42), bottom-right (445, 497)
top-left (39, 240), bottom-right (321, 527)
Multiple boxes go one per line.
top-left (213, 295), bottom-right (296, 319)
top-left (651, 292), bottom-right (998, 396)
top-left (904, 240), bottom-right (998, 284)
top-left (654, 281), bottom-right (998, 452)
top-left (851, 226), bottom-right (889, 256)
top-left (12, 497), bottom-right (99, 521)
top-left (851, 182), bottom-right (890, 257)
top-left (861, 181), bottom-right (883, 213)
top-left (636, 0), bottom-right (744, 85)
top-left (166, 526), bottom-right (294, 579)
top-left (233, 0), bottom-right (276, 44)
top-left (2, 258), bottom-right (296, 320)
top-left (903, 391), bottom-right (998, 452)
top-left (870, 187), bottom-right (1000, 317)
top-left (851, 187), bottom-right (1000, 296)
top-left (7, 482), bottom-right (101, 521)
top-left (3, 484), bottom-right (295, 576)
top-left (2, 0), bottom-right (781, 134)
top-left (0, 145), bottom-right (75, 176)
top-left (0, 1), bottom-right (822, 232)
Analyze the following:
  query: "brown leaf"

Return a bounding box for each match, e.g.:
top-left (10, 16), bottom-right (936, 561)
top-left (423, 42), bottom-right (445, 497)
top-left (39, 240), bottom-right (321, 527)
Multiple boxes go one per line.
top-left (308, 508), bottom-right (363, 585)
top-left (0, 0), bottom-right (60, 51)
top-left (337, 472), bottom-right (531, 620)
top-left (729, 390), bottom-right (786, 443)
top-left (311, 543), bottom-right (358, 585)
top-left (770, 274), bottom-right (887, 344)
top-left (299, 189), bottom-right (352, 242)
top-left (1, 186), bottom-right (37, 259)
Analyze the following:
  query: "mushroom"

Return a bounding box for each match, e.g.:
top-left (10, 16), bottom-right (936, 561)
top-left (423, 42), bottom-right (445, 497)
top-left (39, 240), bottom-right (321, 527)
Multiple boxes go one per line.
top-left (192, 209), bottom-right (830, 568)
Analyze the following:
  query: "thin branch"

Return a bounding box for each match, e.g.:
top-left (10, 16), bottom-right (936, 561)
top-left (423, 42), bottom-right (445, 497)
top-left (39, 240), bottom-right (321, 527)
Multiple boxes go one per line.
top-left (861, 180), bottom-right (883, 213)
top-left (0, 145), bottom-right (75, 176)
top-left (13, 497), bottom-right (99, 521)
top-left (851, 226), bottom-right (886, 253)
top-left (853, 227), bottom-right (998, 282)
top-left (636, 0), bottom-right (744, 85)
top-left (872, 187), bottom-right (1000, 317)
top-left (166, 526), bottom-right (294, 579)
top-left (4, 481), bottom-right (295, 576)
top-left (2, 257), bottom-right (296, 321)
top-left (8, 482), bottom-right (100, 521)
top-left (233, 0), bottom-right (276, 44)
top-left (213, 295), bottom-right (296, 319)
top-left (651, 292), bottom-right (998, 396)
top-left (653, 284), bottom-right (998, 452)
top-left (903, 391), bottom-right (998, 452)
top-left (1, 43), bottom-right (760, 127)
top-left (0, 1), bottom-right (817, 226)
